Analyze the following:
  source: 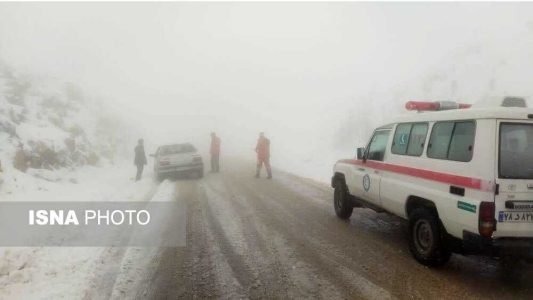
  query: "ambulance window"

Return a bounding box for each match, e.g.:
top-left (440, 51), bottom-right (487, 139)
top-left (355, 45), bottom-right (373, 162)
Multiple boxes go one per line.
top-left (367, 130), bottom-right (390, 161)
top-left (500, 123), bottom-right (533, 179)
top-left (428, 121), bottom-right (475, 162)
top-left (406, 123), bottom-right (428, 156)
top-left (392, 123), bottom-right (428, 156)
top-left (427, 122), bottom-right (454, 159)
top-left (448, 122), bottom-right (475, 161)
top-left (392, 124), bottom-right (411, 155)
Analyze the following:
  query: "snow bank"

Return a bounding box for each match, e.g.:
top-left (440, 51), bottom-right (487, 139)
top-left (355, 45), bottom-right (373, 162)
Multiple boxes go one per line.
top-left (0, 165), bottom-right (158, 299)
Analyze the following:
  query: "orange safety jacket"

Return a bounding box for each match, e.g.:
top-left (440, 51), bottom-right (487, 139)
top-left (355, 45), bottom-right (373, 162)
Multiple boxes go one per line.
top-left (210, 136), bottom-right (221, 155)
top-left (256, 137), bottom-right (270, 160)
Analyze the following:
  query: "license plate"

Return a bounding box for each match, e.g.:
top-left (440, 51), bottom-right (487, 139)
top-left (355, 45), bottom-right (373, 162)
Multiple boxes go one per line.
top-left (498, 211), bottom-right (533, 223)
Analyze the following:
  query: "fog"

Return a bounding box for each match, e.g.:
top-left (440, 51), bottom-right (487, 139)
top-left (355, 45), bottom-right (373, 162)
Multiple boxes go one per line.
top-left (2, 2), bottom-right (533, 180)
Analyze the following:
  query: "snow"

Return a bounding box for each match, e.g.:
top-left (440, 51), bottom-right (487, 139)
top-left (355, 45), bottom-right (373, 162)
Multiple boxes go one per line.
top-left (0, 161), bottom-right (154, 202)
top-left (0, 64), bottom-right (164, 299)
top-left (0, 163), bottom-right (163, 299)
top-left (14, 123), bottom-right (69, 150)
top-left (0, 247), bottom-right (104, 299)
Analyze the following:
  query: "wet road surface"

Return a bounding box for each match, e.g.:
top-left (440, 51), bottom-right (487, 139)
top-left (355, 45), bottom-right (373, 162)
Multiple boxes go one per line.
top-left (135, 162), bottom-right (533, 299)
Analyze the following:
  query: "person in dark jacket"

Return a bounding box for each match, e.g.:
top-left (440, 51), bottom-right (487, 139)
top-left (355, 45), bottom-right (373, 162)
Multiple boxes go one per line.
top-left (134, 138), bottom-right (147, 181)
top-left (255, 132), bottom-right (272, 179)
top-left (210, 132), bottom-right (221, 172)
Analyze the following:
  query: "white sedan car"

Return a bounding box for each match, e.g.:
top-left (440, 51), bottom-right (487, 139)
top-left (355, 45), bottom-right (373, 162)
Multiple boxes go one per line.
top-left (152, 143), bottom-right (203, 180)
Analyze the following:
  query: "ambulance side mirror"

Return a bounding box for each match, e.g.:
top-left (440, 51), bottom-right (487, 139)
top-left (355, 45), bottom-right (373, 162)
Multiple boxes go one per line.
top-left (356, 147), bottom-right (365, 160)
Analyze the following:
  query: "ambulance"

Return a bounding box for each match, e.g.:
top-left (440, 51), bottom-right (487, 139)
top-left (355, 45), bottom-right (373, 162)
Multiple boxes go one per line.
top-left (332, 97), bottom-right (533, 266)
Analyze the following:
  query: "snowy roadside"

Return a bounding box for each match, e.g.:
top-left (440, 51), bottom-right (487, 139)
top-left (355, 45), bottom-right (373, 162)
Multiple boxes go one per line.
top-left (0, 161), bottom-right (156, 203)
top-left (0, 162), bottom-right (174, 299)
top-left (87, 179), bottom-right (180, 300)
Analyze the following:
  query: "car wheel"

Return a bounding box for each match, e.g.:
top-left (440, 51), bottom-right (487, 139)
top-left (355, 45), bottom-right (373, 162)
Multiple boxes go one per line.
top-left (334, 180), bottom-right (353, 219)
top-left (408, 208), bottom-right (451, 267)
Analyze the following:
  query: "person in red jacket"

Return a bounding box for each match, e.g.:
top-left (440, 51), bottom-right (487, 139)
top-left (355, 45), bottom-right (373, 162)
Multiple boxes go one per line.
top-left (210, 132), bottom-right (221, 172)
top-left (255, 132), bottom-right (272, 179)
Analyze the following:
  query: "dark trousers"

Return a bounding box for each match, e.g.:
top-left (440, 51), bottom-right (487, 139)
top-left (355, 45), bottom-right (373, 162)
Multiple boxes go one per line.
top-left (256, 157), bottom-right (272, 178)
top-left (211, 154), bottom-right (220, 172)
top-left (136, 164), bottom-right (144, 181)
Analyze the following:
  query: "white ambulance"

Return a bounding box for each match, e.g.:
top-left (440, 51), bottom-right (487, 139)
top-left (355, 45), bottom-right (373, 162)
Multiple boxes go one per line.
top-left (332, 98), bottom-right (533, 266)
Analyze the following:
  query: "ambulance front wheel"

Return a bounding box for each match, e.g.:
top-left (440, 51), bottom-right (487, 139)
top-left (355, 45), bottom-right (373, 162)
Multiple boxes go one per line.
top-left (334, 180), bottom-right (353, 220)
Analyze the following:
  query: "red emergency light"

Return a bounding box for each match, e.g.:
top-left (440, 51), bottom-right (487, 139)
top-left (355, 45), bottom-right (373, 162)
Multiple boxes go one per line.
top-left (405, 101), bottom-right (472, 111)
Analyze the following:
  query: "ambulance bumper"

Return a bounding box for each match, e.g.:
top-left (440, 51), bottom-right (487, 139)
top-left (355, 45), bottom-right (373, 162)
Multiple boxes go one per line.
top-left (462, 231), bottom-right (533, 261)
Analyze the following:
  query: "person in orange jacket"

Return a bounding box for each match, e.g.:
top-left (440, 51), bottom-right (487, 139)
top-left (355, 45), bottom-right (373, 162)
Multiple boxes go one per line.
top-left (255, 132), bottom-right (272, 179)
top-left (210, 132), bottom-right (221, 172)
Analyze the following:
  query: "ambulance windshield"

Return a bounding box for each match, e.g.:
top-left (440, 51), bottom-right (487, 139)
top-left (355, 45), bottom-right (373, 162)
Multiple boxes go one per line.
top-left (500, 123), bottom-right (533, 179)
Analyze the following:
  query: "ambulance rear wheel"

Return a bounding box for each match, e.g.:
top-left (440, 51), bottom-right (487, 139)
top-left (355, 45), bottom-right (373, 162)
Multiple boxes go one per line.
top-left (408, 208), bottom-right (451, 267)
top-left (334, 180), bottom-right (353, 220)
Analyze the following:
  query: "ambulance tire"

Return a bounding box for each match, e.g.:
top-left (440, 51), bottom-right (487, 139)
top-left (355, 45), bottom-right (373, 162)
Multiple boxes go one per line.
top-left (408, 208), bottom-right (451, 267)
top-left (334, 180), bottom-right (353, 220)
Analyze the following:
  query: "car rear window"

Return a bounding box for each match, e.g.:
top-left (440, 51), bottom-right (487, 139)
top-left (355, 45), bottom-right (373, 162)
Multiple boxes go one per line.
top-left (159, 144), bottom-right (196, 155)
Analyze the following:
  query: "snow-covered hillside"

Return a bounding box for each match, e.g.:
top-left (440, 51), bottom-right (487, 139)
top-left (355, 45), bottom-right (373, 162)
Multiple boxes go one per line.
top-left (0, 64), bottom-right (160, 299)
top-left (0, 63), bottom-right (137, 197)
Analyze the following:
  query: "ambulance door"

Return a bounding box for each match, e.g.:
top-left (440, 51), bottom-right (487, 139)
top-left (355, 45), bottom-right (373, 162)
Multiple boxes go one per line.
top-left (496, 120), bottom-right (533, 238)
top-left (358, 129), bottom-right (390, 206)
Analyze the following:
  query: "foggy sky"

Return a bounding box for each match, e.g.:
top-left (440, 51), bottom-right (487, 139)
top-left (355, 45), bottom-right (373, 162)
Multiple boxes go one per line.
top-left (1, 2), bottom-right (533, 178)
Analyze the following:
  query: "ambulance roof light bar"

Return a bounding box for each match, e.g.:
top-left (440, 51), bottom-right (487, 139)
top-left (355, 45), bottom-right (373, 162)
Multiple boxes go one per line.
top-left (405, 101), bottom-right (472, 112)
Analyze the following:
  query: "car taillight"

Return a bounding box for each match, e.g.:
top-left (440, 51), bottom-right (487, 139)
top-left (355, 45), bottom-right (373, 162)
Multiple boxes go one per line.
top-left (479, 202), bottom-right (496, 238)
top-left (159, 161), bottom-right (170, 166)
